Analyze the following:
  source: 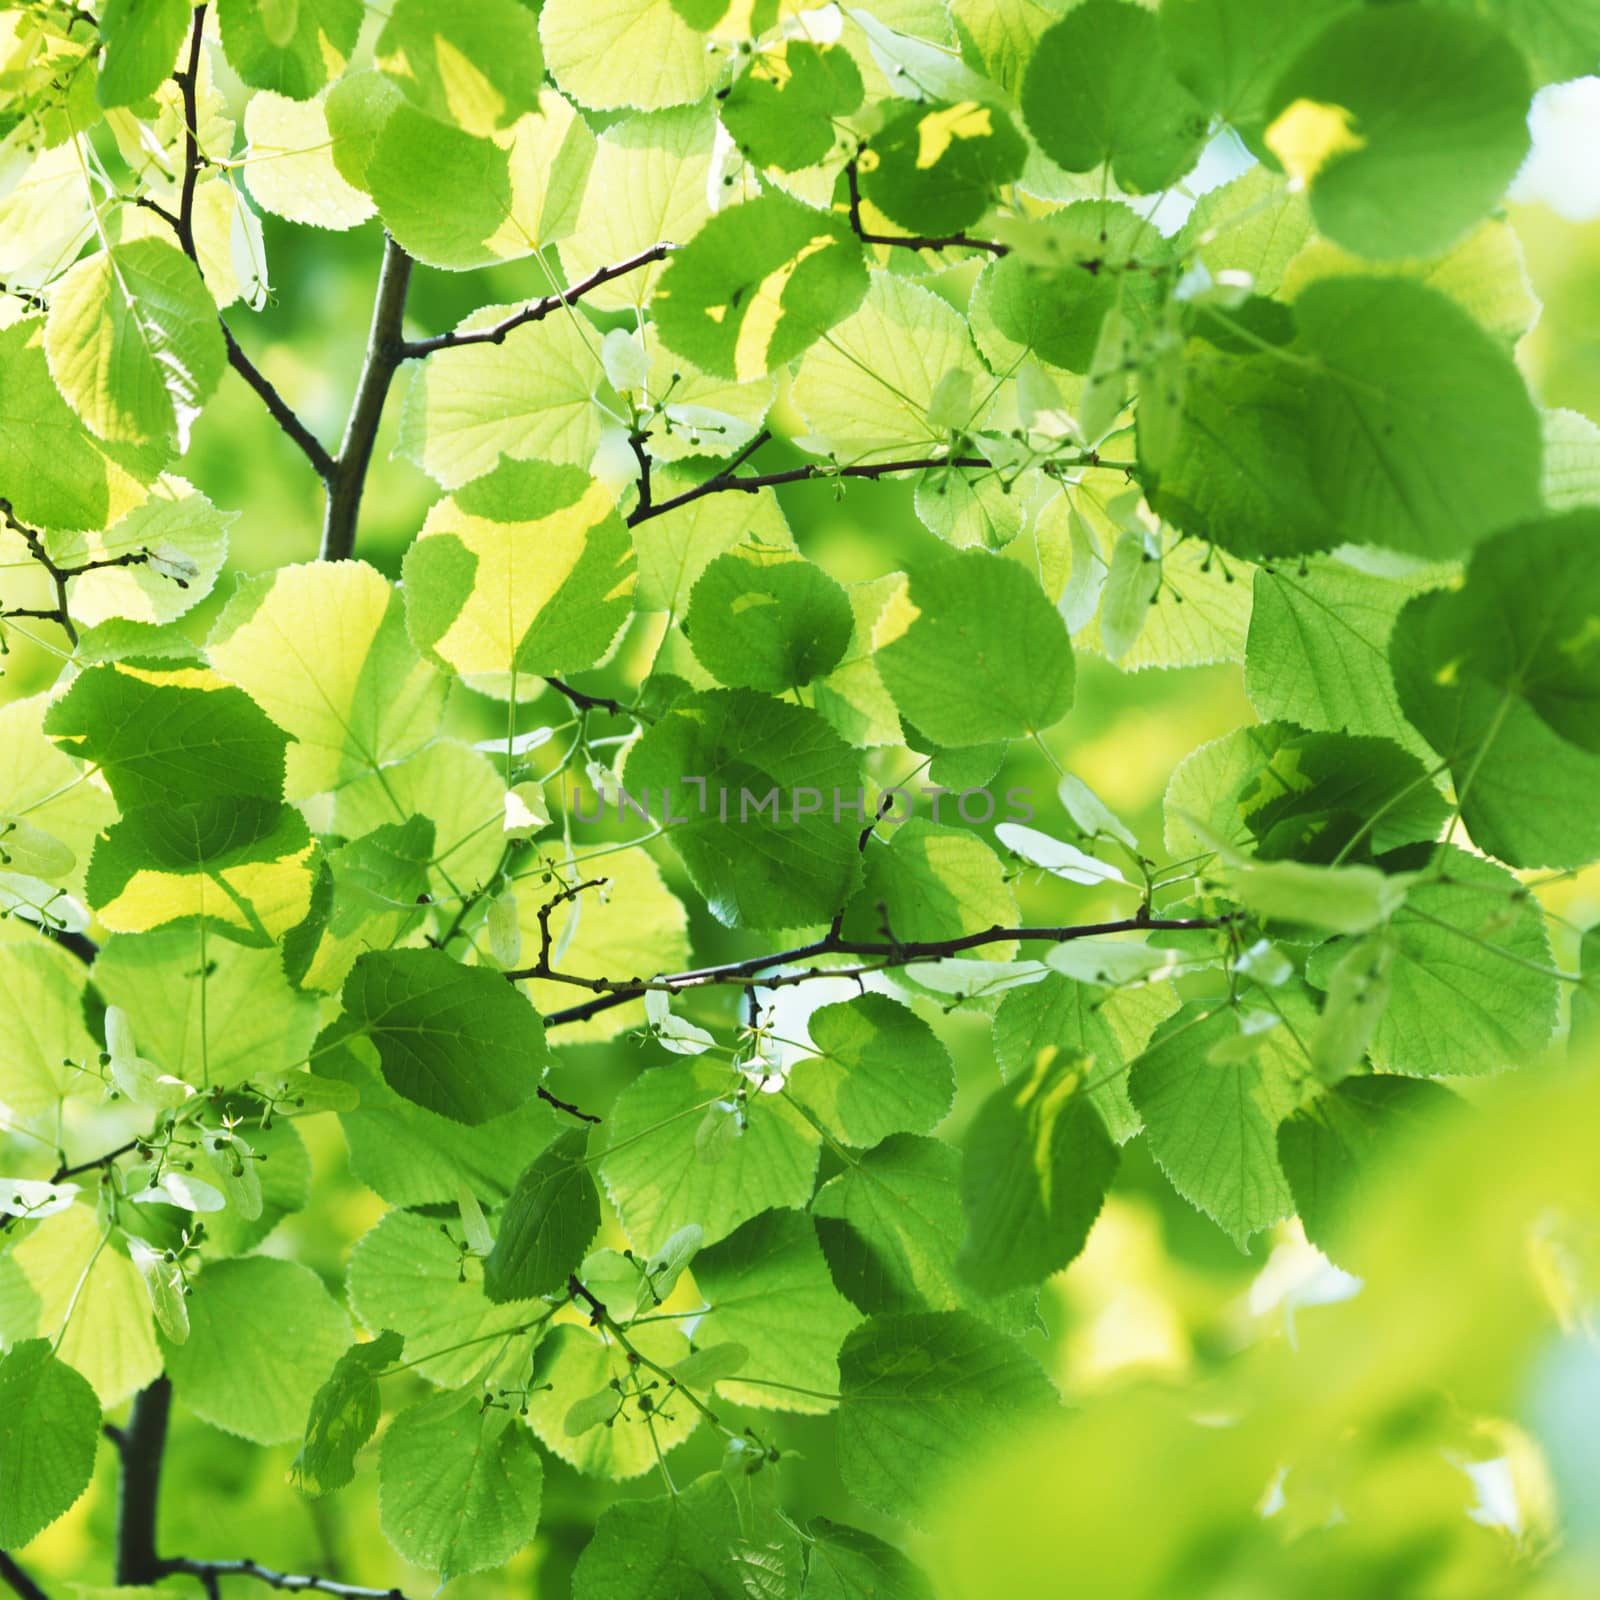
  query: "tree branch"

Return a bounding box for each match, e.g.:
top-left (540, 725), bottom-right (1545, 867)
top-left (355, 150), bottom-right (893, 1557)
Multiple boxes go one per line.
top-left (115, 1378), bottom-right (171, 1585)
top-left (172, 3), bottom-right (207, 261)
top-left (631, 448), bottom-right (1012, 526)
top-left (166, 5), bottom-right (335, 482)
top-left (525, 915), bottom-right (1224, 1029)
top-left (544, 676), bottom-right (650, 722)
top-left (398, 245), bottom-right (673, 359)
top-left (156, 1560), bottom-right (412, 1600)
top-left (320, 235), bottom-right (414, 562)
top-left (845, 155), bottom-right (1009, 257)
top-left (0, 1551), bottom-right (48, 1600)
top-left (221, 326), bottom-right (338, 480)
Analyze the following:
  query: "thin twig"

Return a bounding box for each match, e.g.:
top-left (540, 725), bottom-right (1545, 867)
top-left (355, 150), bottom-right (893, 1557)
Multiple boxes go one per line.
top-left (524, 915), bottom-right (1225, 1028)
top-left (631, 449), bottom-right (1005, 526)
top-left (156, 1560), bottom-right (412, 1600)
top-left (0, 1551), bottom-right (48, 1600)
top-left (845, 154), bottom-right (1008, 257)
top-left (164, 6), bottom-right (335, 481)
top-left (398, 245), bottom-right (673, 358)
top-left (544, 677), bottom-right (649, 722)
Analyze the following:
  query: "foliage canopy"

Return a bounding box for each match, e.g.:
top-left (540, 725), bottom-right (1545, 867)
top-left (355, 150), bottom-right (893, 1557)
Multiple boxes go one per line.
top-left (2, 1), bottom-right (1599, 1597)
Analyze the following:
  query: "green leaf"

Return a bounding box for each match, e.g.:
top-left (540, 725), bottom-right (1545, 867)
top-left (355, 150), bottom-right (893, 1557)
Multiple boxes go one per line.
top-left (804, 1521), bottom-right (934, 1599)
top-left (216, 0), bottom-right (361, 99)
top-left (525, 1319), bottom-right (698, 1480)
top-left (1149, 278), bottom-right (1542, 561)
top-left (94, 927), bottom-right (319, 1090)
top-left (877, 551), bottom-right (1072, 746)
top-left (365, 107), bottom-right (515, 270)
top-left (0, 1206), bottom-right (159, 1407)
top-left (1390, 510), bottom-right (1600, 869)
top-left (652, 193), bottom-right (868, 382)
top-left (787, 993), bottom-right (955, 1148)
top-left (403, 460), bottom-right (635, 691)
top-left (0, 1340), bottom-right (99, 1548)
top-left (332, 738), bottom-right (507, 903)
top-left (992, 972), bottom-right (1173, 1143)
top-left (600, 1060), bottom-right (821, 1249)
top-left (1021, 0), bottom-right (1207, 193)
top-left (1200, 834), bottom-right (1414, 934)
top-left (84, 797), bottom-right (316, 945)
top-left (163, 1256), bottom-right (349, 1444)
top-left (96, 0), bottom-right (194, 108)
top-left (482, 1130), bottom-right (601, 1302)
top-left (1245, 560), bottom-right (1433, 757)
top-left (634, 481), bottom-right (793, 614)
top-left (1177, 164), bottom-right (1311, 296)
top-left (348, 1208), bottom-right (543, 1387)
top-left (836, 1311), bottom-right (1056, 1524)
top-left (1278, 218), bottom-right (1539, 349)
top-left (540, 0), bottom-right (724, 111)
top-left (690, 1209), bottom-right (861, 1414)
top-left (294, 1330), bottom-right (404, 1496)
top-left (1163, 723), bottom-right (1449, 866)
top-left (45, 664), bottom-right (289, 811)
top-left (789, 274), bottom-right (993, 457)
top-left (1306, 846), bottom-right (1560, 1079)
top-left (340, 948), bottom-right (552, 1125)
top-left (572, 1472), bottom-right (803, 1598)
top-left (1278, 1075), bottom-right (1456, 1267)
top-left (958, 1051), bottom-right (1117, 1294)
top-left (1162, 0), bottom-right (1356, 138)
top-left (847, 819), bottom-right (1018, 952)
top-left (242, 91), bottom-right (377, 231)
top-left (396, 305), bottom-right (608, 489)
top-left (284, 816), bottom-right (436, 993)
top-left (44, 239), bottom-right (226, 448)
top-left (1264, 4), bottom-right (1531, 259)
top-left (0, 938), bottom-right (96, 1122)
top-left (379, 1385), bottom-right (543, 1579)
top-left (684, 546), bottom-right (854, 691)
top-left (813, 1134), bottom-right (1036, 1336)
top-left (0, 322), bottom-right (169, 532)
top-left (376, 0), bottom-right (543, 135)
top-left (51, 486), bottom-right (232, 629)
top-left (1128, 997), bottom-right (1317, 1246)
top-left (720, 41), bottom-right (862, 170)
top-left (861, 100), bottom-right (1027, 234)
top-left (625, 689), bottom-right (864, 928)
top-left (1435, 0), bottom-right (1600, 84)
top-left (983, 202), bottom-right (1174, 373)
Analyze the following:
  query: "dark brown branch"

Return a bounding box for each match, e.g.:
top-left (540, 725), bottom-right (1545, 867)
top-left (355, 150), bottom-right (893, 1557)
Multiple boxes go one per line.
top-left (535, 877), bottom-right (611, 971)
top-left (0, 1137), bottom-right (142, 1237)
top-left (845, 154), bottom-right (1009, 257)
top-left (544, 676), bottom-right (649, 722)
top-left (320, 236), bottom-right (414, 562)
top-left (0, 1551), bottom-right (48, 1600)
top-left (115, 1378), bottom-right (171, 1584)
top-left (628, 431), bottom-right (653, 517)
top-left (164, 6), bottom-right (335, 482)
top-left (398, 245), bottom-right (673, 359)
top-left (172, 4), bottom-right (207, 260)
top-left (221, 326), bottom-right (337, 480)
top-left (537, 1085), bottom-right (601, 1124)
top-left (524, 915), bottom-right (1225, 1029)
top-left (631, 449), bottom-right (1001, 526)
top-left (156, 1560), bottom-right (411, 1600)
